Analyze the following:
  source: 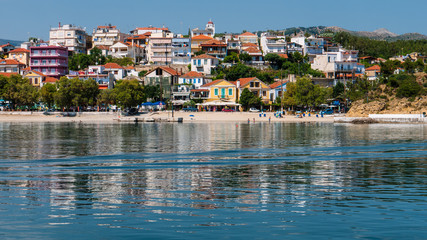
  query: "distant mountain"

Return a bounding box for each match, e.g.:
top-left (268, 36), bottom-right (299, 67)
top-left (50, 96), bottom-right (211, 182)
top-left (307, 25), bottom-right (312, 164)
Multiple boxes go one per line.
top-left (0, 39), bottom-right (24, 47)
top-left (324, 26), bottom-right (427, 41)
top-left (280, 26), bottom-right (427, 41)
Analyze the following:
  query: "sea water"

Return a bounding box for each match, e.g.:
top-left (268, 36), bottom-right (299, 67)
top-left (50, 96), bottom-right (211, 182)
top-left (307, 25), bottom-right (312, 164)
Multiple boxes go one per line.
top-left (0, 122), bottom-right (426, 239)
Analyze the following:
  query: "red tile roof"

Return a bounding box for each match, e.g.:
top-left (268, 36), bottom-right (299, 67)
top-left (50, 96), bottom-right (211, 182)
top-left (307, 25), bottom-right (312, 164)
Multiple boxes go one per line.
top-left (8, 48), bottom-right (30, 53)
top-left (193, 54), bottom-right (218, 60)
top-left (192, 35), bottom-right (214, 40)
top-left (180, 71), bottom-right (204, 78)
top-left (278, 54), bottom-right (288, 59)
top-left (104, 63), bottom-right (123, 69)
top-left (97, 25), bottom-right (116, 29)
top-left (30, 70), bottom-right (47, 77)
top-left (0, 59), bottom-right (23, 65)
top-left (0, 43), bottom-right (14, 48)
top-left (200, 39), bottom-right (226, 46)
top-left (0, 72), bottom-right (20, 77)
top-left (236, 77), bottom-right (257, 87)
top-left (146, 66), bottom-right (179, 76)
top-left (269, 81), bottom-right (287, 89)
top-left (125, 66), bottom-right (135, 70)
top-left (201, 79), bottom-right (225, 87)
top-left (242, 43), bottom-right (258, 47)
top-left (365, 65), bottom-right (381, 71)
top-left (127, 35), bottom-right (148, 40)
top-left (190, 89), bottom-right (210, 92)
top-left (243, 47), bottom-right (261, 53)
top-left (239, 32), bottom-right (257, 37)
top-left (93, 45), bottom-right (110, 50)
top-left (45, 77), bottom-right (58, 83)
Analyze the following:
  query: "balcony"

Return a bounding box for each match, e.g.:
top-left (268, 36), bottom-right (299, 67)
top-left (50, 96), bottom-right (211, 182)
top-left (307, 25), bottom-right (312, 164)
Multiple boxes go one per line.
top-left (30, 62), bottom-right (68, 67)
top-left (31, 52), bottom-right (68, 58)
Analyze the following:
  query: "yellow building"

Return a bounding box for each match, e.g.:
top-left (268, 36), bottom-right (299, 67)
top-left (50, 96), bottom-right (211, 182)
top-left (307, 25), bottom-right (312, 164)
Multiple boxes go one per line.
top-left (6, 48), bottom-right (30, 66)
top-left (24, 70), bottom-right (46, 87)
top-left (235, 77), bottom-right (271, 104)
top-left (198, 79), bottom-right (240, 111)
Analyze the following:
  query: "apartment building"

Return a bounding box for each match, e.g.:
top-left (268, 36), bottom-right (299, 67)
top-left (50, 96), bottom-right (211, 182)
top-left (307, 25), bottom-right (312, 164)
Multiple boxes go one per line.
top-left (146, 32), bottom-right (174, 65)
top-left (29, 45), bottom-right (68, 79)
top-left (171, 37), bottom-right (191, 65)
top-left (92, 25), bottom-right (128, 48)
top-left (49, 24), bottom-right (89, 53)
top-left (6, 48), bottom-right (30, 66)
top-left (260, 33), bottom-right (287, 56)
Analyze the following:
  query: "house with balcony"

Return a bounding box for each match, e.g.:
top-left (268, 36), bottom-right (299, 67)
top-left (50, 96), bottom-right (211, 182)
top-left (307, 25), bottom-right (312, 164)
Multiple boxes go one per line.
top-left (146, 32), bottom-right (173, 65)
top-left (190, 35), bottom-right (213, 54)
top-left (191, 54), bottom-right (219, 75)
top-left (311, 48), bottom-right (364, 84)
top-left (172, 37), bottom-right (191, 65)
top-left (130, 26), bottom-right (169, 35)
top-left (234, 77), bottom-right (271, 104)
top-left (197, 79), bottom-right (239, 111)
top-left (242, 47), bottom-right (264, 65)
top-left (6, 48), bottom-right (30, 66)
top-left (238, 32), bottom-right (258, 44)
top-left (92, 25), bottom-right (129, 48)
top-left (260, 33), bottom-right (287, 56)
top-left (178, 71), bottom-right (206, 88)
top-left (286, 42), bottom-right (304, 55)
top-left (144, 66), bottom-right (179, 100)
top-left (226, 38), bottom-right (240, 55)
top-left (200, 39), bottom-right (227, 60)
top-left (67, 70), bottom-right (112, 89)
top-left (49, 23), bottom-right (89, 54)
top-left (29, 45), bottom-right (68, 79)
top-left (109, 42), bottom-right (145, 62)
top-left (0, 59), bottom-right (25, 75)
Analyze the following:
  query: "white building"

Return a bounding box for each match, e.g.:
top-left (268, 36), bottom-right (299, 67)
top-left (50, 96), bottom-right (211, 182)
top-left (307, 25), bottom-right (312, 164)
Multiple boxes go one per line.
top-left (109, 42), bottom-right (145, 63)
top-left (178, 71), bottom-right (206, 89)
top-left (92, 25), bottom-right (128, 48)
top-left (49, 24), bottom-right (88, 54)
top-left (130, 26), bottom-right (169, 35)
top-left (260, 33), bottom-right (287, 56)
top-left (191, 21), bottom-right (215, 37)
top-left (146, 32), bottom-right (173, 65)
top-left (191, 54), bottom-right (219, 75)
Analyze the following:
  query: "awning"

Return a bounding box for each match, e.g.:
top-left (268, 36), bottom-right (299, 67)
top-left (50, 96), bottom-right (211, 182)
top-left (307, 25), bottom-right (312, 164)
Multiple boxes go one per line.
top-left (196, 101), bottom-right (241, 107)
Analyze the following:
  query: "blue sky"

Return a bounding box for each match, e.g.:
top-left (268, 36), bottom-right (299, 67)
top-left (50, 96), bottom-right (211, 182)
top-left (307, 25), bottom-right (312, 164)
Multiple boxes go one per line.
top-left (1, 0), bottom-right (426, 41)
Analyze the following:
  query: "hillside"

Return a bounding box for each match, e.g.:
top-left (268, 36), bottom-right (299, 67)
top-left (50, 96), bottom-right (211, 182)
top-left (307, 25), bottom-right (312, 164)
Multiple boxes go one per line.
top-left (0, 39), bottom-right (24, 47)
top-left (281, 26), bottom-right (427, 42)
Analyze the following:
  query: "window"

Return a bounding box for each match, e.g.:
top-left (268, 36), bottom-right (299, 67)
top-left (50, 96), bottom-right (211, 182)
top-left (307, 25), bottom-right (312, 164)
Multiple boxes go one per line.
top-left (328, 57), bottom-right (330, 63)
top-left (228, 88), bottom-right (233, 96)
top-left (262, 91), bottom-right (266, 96)
top-left (51, 50), bottom-right (56, 55)
top-left (255, 82), bottom-right (260, 87)
top-left (214, 88), bottom-right (218, 96)
top-left (34, 79), bottom-right (38, 84)
top-left (198, 59), bottom-right (201, 65)
top-left (193, 60), bottom-right (196, 65)
top-left (204, 59), bottom-right (207, 64)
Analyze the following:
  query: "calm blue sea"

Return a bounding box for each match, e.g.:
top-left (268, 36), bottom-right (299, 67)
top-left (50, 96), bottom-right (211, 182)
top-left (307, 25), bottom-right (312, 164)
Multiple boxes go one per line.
top-left (0, 122), bottom-right (426, 239)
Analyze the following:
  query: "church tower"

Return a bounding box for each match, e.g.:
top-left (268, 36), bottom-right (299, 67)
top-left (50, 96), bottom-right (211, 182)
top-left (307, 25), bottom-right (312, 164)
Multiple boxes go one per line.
top-left (206, 20), bottom-right (215, 36)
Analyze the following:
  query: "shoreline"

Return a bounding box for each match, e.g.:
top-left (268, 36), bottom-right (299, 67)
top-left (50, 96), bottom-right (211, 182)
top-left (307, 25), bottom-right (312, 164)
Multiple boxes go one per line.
top-left (0, 111), bottom-right (335, 123)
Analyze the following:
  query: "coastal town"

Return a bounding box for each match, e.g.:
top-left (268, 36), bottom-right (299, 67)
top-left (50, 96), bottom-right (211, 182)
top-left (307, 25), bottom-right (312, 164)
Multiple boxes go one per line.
top-left (0, 21), bottom-right (426, 119)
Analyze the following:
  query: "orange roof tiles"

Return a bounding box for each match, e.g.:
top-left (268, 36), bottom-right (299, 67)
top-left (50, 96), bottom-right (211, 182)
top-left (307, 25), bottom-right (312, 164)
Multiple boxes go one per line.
top-left (244, 47), bottom-right (261, 53)
top-left (180, 71), bottom-right (204, 78)
top-left (365, 65), bottom-right (381, 71)
top-left (125, 66), bottom-right (135, 70)
top-left (137, 27), bottom-right (168, 31)
top-left (8, 48), bottom-right (30, 53)
top-left (239, 32), bottom-right (257, 37)
top-left (0, 72), bottom-right (20, 77)
top-left (30, 70), bottom-right (47, 77)
top-left (201, 79), bottom-right (225, 87)
top-left (0, 59), bottom-right (23, 65)
top-left (193, 54), bottom-right (218, 60)
top-left (269, 81), bottom-right (287, 89)
top-left (45, 77), bottom-right (58, 83)
top-left (192, 35), bottom-right (214, 40)
top-left (242, 43), bottom-right (258, 47)
top-left (200, 39), bottom-right (226, 46)
top-left (146, 66), bottom-right (179, 76)
top-left (236, 77), bottom-right (257, 86)
top-left (104, 63), bottom-right (123, 69)
top-left (278, 54), bottom-right (288, 59)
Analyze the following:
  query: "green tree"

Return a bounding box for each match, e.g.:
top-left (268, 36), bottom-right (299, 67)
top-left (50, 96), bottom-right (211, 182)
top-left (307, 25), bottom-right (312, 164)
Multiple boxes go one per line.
top-left (113, 80), bottom-right (145, 109)
top-left (294, 77), bottom-right (315, 107)
top-left (40, 83), bottom-right (57, 109)
top-left (107, 57), bottom-right (134, 66)
top-left (2, 75), bottom-right (39, 109)
top-left (82, 78), bottom-right (100, 106)
top-left (138, 70), bottom-right (147, 77)
top-left (97, 89), bottom-right (116, 106)
top-left (144, 85), bottom-right (162, 102)
top-left (332, 82), bottom-right (345, 98)
top-left (239, 52), bottom-right (252, 63)
top-left (195, 50), bottom-right (205, 56)
top-left (282, 82), bottom-right (297, 110)
top-left (396, 77), bottom-right (422, 98)
top-left (223, 52), bottom-right (240, 63)
top-left (239, 88), bottom-right (257, 110)
top-left (264, 53), bottom-right (285, 70)
top-left (224, 64), bottom-right (258, 81)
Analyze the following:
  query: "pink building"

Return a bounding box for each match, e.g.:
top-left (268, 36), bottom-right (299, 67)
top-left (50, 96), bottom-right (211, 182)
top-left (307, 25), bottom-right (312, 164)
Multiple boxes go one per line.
top-left (30, 45), bottom-right (68, 79)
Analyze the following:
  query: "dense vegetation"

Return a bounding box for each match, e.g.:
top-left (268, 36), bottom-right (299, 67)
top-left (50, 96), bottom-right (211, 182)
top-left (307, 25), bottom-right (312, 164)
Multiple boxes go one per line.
top-left (333, 32), bottom-right (427, 59)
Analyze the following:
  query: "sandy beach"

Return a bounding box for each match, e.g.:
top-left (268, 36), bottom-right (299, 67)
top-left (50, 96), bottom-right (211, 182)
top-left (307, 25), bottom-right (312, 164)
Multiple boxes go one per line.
top-left (0, 111), bottom-right (335, 123)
